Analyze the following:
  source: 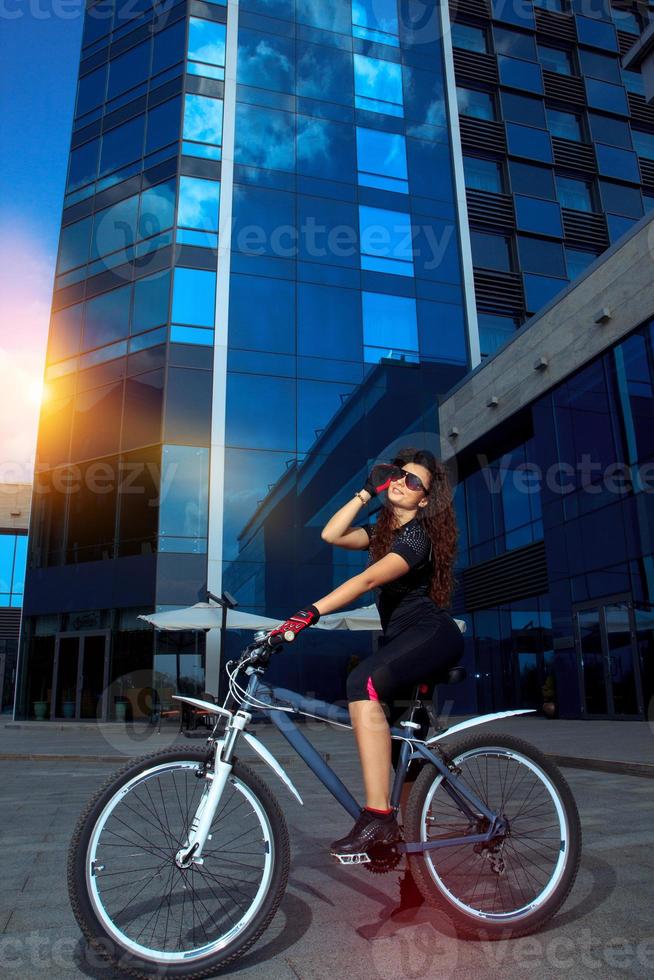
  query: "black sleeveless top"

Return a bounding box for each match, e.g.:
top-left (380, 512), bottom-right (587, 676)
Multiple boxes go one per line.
top-left (362, 517), bottom-right (440, 635)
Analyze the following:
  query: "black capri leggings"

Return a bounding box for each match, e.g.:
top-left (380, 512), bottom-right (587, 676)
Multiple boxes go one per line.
top-left (346, 608), bottom-right (464, 780)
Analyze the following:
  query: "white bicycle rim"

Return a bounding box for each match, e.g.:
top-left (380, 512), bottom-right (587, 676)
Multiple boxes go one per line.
top-left (420, 746), bottom-right (569, 922)
top-left (85, 760), bottom-right (275, 965)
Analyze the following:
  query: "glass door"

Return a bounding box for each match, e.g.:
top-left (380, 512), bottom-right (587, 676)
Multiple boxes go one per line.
top-left (53, 632), bottom-right (110, 720)
top-left (574, 598), bottom-right (645, 718)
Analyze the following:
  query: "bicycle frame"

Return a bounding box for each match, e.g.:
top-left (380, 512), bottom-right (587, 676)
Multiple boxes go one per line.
top-left (173, 669), bottom-right (535, 860)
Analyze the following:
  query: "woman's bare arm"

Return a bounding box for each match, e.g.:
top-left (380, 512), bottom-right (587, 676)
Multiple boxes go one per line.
top-left (321, 489), bottom-right (372, 549)
top-left (312, 553), bottom-right (410, 617)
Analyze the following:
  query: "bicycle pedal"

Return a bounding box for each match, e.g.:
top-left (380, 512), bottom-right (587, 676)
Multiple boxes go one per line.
top-left (332, 852), bottom-right (371, 865)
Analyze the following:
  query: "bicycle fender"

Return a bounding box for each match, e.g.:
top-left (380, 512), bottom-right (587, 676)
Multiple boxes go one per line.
top-left (242, 732), bottom-right (304, 805)
top-left (426, 709), bottom-right (537, 744)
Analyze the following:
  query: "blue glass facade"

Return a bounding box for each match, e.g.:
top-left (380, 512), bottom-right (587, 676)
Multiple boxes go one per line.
top-left (454, 0), bottom-right (654, 356)
top-left (450, 315), bottom-right (654, 719)
top-left (15, 0), bottom-right (471, 718)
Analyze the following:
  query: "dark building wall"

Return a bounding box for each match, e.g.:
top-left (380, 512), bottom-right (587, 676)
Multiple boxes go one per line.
top-left (451, 312), bottom-right (654, 718)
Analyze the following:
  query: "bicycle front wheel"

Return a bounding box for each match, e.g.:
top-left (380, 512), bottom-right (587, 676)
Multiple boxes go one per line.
top-left (68, 747), bottom-right (290, 978)
top-left (405, 732), bottom-right (581, 939)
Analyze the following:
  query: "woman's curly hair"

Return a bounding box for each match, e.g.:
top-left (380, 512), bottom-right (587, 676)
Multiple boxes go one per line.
top-left (369, 447), bottom-right (459, 608)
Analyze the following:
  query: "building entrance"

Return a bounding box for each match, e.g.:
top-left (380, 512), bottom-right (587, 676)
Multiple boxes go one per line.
top-left (52, 632), bottom-right (110, 721)
top-left (573, 597), bottom-right (646, 718)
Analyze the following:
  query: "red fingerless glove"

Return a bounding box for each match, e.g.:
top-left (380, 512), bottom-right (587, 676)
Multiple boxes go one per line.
top-left (269, 605), bottom-right (321, 643)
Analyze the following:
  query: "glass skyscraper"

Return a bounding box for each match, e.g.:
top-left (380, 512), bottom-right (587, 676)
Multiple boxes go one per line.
top-left (14, 0), bottom-right (653, 719)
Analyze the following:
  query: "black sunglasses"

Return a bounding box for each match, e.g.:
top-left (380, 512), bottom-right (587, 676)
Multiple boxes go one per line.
top-left (388, 466), bottom-right (428, 494)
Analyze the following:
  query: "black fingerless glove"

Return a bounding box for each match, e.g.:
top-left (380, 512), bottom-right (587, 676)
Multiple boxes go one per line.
top-left (363, 464), bottom-right (401, 498)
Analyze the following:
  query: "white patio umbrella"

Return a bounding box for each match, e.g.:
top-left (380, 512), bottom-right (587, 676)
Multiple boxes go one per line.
top-left (138, 602), bottom-right (466, 634)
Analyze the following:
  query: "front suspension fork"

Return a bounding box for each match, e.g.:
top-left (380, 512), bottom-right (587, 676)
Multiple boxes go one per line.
top-left (175, 711), bottom-right (250, 867)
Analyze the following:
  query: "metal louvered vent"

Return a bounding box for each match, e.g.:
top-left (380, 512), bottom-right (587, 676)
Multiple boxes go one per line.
top-left (552, 137), bottom-right (597, 173)
top-left (449, 0), bottom-right (491, 19)
top-left (453, 49), bottom-right (498, 85)
top-left (461, 540), bottom-right (548, 611)
top-left (459, 117), bottom-right (506, 154)
top-left (466, 189), bottom-right (515, 231)
top-left (617, 30), bottom-right (636, 57)
top-left (473, 269), bottom-right (524, 315)
top-left (639, 157), bottom-right (654, 187)
top-left (0, 608), bottom-right (21, 640)
top-left (628, 92), bottom-right (654, 127)
top-left (562, 209), bottom-right (609, 249)
top-left (543, 71), bottom-right (586, 107)
top-left (535, 9), bottom-right (577, 41)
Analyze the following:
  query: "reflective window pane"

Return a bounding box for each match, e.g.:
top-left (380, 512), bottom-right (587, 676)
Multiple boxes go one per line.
top-left (456, 87), bottom-right (495, 120)
top-left (298, 115), bottom-right (357, 183)
top-left (471, 230), bottom-right (512, 271)
top-left (67, 139), bottom-right (100, 191)
top-left (297, 282), bottom-right (362, 361)
top-left (76, 65), bottom-right (107, 117)
top-left (596, 143), bottom-right (640, 183)
top-left (599, 180), bottom-right (643, 218)
top-left (226, 373), bottom-right (295, 451)
top-left (353, 54), bottom-right (403, 116)
top-left (509, 160), bottom-right (556, 200)
top-left (49, 304), bottom-right (84, 362)
top-left (83, 285), bottom-right (131, 350)
top-left (122, 369), bottom-right (164, 451)
top-left (352, 0), bottom-right (399, 44)
top-left (506, 122), bottom-right (553, 163)
top-left (362, 292), bottom-right (418, 360)
top-left (188, 18), bottom-right (226, 69)
top-left (498, 55), bottom-right (543, 95)
top-left (178, 176), bottom-right (221, 231)
top-left (159, 445), bottom-right (209, 539)
top-left (515, 195), bottom-right (563, 237)
top-left (494, 26), bottom-right (537, 60)
top-left (478, 313), bottom-right (518, 357)
top-left (183, 94), bottom-right (223, 155)
top-left (501, 91), bottom-right (546, 127)
top-left (99, 115), bottom-right (145, 176)
top-left (576, 15), bottom-right (618, 52)
top-left (132, 270), bottom-right (170, 334)
top-left (359, 205), bottom-right (414, 276)
top-left (297, 42), bottom-right (353, 105)
top-left (171, 268), bottom-right (217, 327)
top-left (632, 129), bottom-right (654, 160)
top-left (523, 272), bottom-right (565, 311)
top-left (588, 112), bottom-right (632, 149)
top-left (356, 126), bottom-right (407, 192)
top-left (537, 44), bottom-right (573, 76)
top-left (71, 383), bottom-right (123, 461)
top-left (107, 42), bottom-right (150, 100)
top-left (585, 78), bottom-right (628, 116)
top-left (235, 103), bottom-right (295, 171)
top-left (145, 97), bottom-right (180, 155)
top-left (57, 216), bottom-right (92, 273)
top-left (229, 275), bottom-right (295, 353)
top-left (556, 175), bottom-right (594, 212)
top-left (463, 156), bottom-right (504, 193)
top-left (546, 108), bottom-right (582, 141)
top-left (91, 195), bottom-right (139, 259)
top-left (451, 22), bottom-right (487, 53)
top-left (152, 19), bottom-right (186, 75)
top-left (622, 70), bottom-right (645, 95)
top-left (517, 235), bottom-right (566, 276)
top-left (237, 28), bottom-right (294, 92)
top-left (579, 48), bottom-right (621, 84)
top-left (164, 367), bottom-right (212, 445)
top-left (139, 180), bottom-right (176, 238)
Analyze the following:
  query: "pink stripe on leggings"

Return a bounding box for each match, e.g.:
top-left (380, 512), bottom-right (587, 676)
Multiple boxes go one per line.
top-left (366, 676), bottom-right (379, 701)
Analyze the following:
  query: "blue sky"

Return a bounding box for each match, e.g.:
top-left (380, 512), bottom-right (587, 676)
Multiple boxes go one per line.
top-left (0, 11), bottom-right (83, 474)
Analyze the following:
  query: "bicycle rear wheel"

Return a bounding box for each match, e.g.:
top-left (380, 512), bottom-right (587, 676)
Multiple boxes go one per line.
top-left (68, 747), bottom-right (290, 978)
top-left (405, 732), bottom-right (581, 939)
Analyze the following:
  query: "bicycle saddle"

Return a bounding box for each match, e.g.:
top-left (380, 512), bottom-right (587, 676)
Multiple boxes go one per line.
top-left (414, 665), bottom-right (467, 700)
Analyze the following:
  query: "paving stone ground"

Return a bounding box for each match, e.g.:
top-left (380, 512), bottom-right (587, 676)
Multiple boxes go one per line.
top-left (0, 715), bottom-right (652, 979)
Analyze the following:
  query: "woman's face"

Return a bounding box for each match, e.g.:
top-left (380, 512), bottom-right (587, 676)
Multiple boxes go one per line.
top-left (388, 461), bottom-right (431, 509)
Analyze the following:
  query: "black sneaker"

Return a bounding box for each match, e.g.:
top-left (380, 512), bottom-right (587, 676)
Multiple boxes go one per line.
top-left (330, 808), bottom-right (401, 858)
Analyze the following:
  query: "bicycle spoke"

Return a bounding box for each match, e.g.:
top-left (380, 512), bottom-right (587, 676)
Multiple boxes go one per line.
top-left (421, 747), bottom-right (566, 919)
top-left (87, 760), bottom-right (274, 960)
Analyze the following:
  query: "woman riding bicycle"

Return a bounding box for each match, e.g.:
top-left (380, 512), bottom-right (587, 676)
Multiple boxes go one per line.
top-left (269, 447), bottom-right (464, 860)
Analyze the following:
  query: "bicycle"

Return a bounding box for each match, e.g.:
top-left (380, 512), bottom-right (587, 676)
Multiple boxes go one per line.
top-left (68, 628), bottom-right (582, 978)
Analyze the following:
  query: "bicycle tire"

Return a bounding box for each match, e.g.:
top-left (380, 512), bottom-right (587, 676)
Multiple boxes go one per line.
top-left (405, 732), bottom-right (581, 939)
top-left (67, 746), bottom-right (290, 978)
